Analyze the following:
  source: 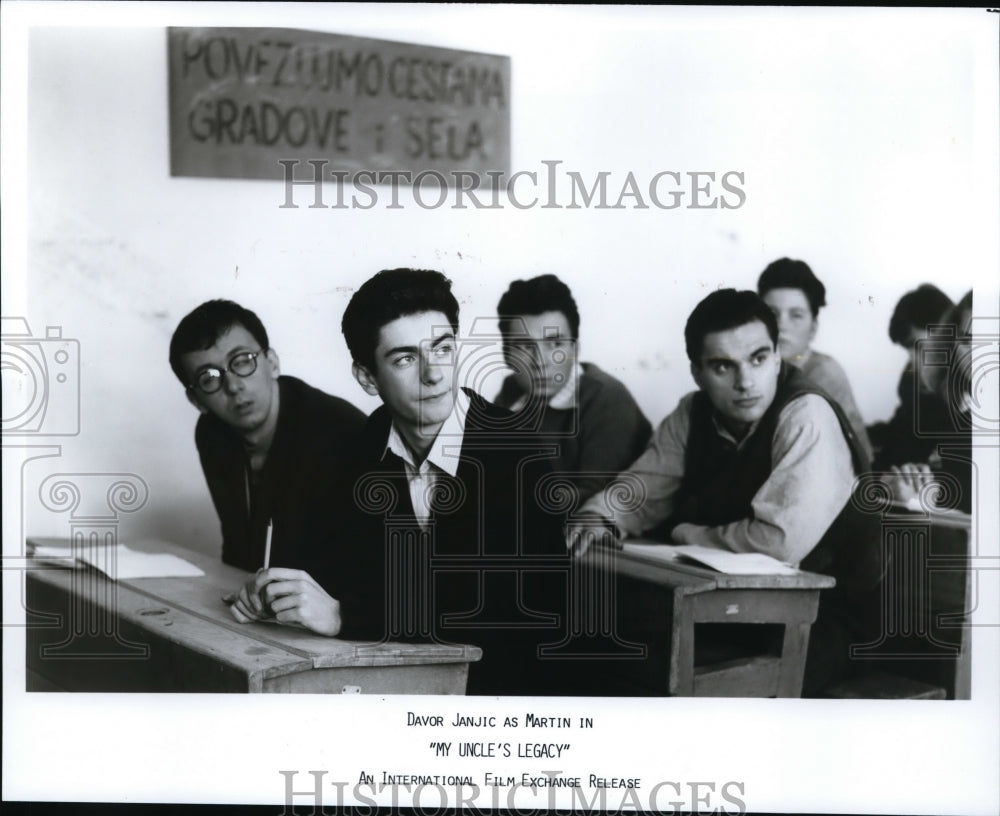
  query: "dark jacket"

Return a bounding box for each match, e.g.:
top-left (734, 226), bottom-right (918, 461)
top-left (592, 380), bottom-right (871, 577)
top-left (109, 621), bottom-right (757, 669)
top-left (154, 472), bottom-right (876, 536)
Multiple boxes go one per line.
top-left (195, 375), bottom-right (365, 573)
top-left (337, 388), bottom-right (570, 695)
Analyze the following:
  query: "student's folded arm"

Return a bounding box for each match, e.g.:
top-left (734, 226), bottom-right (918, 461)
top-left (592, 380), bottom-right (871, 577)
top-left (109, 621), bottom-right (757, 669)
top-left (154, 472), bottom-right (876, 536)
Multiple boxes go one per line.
top-left (672, 395), bottom-right (854, 565)
top-left (579, 396), bottom-right (691, 538)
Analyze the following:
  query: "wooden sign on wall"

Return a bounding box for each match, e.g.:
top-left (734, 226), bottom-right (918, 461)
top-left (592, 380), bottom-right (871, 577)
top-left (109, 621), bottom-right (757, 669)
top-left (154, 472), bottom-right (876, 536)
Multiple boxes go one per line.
top-left (167, 27), bottom-right (510, 182)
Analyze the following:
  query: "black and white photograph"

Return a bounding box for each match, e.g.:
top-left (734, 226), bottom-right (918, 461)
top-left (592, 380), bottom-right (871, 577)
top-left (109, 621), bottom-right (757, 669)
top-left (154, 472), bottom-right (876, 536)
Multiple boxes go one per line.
top-left (3, 3), bottom-right (998, 814)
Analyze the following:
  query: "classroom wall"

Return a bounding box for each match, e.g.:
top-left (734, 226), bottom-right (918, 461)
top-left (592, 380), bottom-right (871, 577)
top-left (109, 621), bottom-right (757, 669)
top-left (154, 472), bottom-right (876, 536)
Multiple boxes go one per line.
top-left (15, 8), bottom-right (997, 553)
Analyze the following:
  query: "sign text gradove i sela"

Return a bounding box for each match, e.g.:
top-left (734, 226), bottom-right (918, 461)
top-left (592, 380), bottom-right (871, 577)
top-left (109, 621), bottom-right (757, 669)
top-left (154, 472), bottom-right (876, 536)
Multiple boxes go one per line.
top-left (167, 27), bottom-right (510, 183)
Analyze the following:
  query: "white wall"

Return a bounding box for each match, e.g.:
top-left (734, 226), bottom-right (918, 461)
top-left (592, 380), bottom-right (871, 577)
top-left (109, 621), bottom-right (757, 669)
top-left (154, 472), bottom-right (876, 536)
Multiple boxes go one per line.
top-left (12, 7), bottom-right (998, 553)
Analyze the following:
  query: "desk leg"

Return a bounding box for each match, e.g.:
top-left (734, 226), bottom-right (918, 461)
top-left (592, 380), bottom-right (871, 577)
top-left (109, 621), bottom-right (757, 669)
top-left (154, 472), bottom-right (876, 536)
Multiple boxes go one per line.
top-left (953, 599), bottom-right (972, 700)
top-left (776, 622), bottom-right (811, 697)
top-left (669, 598), bottom-right (695, 696)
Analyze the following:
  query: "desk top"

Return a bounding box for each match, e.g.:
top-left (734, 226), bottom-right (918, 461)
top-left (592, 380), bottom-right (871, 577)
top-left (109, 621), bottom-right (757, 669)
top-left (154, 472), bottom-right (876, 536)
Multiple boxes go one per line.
top-left (582, 542), bottom-right (836, 594)
top-left (27, 537), bottom-right (481, 676)
top-left (887, 502), bottom-right (973, 530)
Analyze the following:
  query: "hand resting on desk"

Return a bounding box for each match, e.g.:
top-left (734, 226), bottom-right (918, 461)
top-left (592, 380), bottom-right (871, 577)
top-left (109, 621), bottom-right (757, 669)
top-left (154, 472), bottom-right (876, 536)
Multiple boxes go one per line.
top-left (228, 568), bottom-right (342, 637)
top-left (881, 462), bottom-right (936, 504)
top-left (564, 513), bottom-right (622, 557)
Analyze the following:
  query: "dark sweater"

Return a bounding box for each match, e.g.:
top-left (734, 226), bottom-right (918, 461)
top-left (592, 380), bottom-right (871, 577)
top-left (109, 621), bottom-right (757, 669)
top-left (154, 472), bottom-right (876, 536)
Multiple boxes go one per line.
top-left (195, 375), bottom-right (365, 573)
top-left (871, 367), bottom-right (972, 512)
top-left (495, 362), bottom-right (652, 504)
top-left (872, 367), bottom-right (954, 467)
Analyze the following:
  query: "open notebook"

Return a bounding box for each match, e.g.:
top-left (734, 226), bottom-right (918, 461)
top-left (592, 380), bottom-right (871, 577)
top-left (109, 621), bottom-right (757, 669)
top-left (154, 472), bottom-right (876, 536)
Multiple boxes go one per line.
top-left (27, 537), bottom-right (204, 580)
top-left (621, 541), bottom-right (799, 576)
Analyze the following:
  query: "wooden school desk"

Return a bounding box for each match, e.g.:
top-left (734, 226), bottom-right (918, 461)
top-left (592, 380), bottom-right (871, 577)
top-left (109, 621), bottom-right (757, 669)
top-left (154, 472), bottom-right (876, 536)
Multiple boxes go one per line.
top-left (577, 544), bottom-right (834, 697)
top-left (24, 539), bottom-right (481, 694)
top-left (839, 505), bottom-right (975, 700)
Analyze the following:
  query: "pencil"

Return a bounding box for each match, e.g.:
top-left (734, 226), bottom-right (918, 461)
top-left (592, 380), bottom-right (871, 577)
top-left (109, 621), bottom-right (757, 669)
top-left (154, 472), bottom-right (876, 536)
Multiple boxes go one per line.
top-left (263, 519), bottom-right (273, 570)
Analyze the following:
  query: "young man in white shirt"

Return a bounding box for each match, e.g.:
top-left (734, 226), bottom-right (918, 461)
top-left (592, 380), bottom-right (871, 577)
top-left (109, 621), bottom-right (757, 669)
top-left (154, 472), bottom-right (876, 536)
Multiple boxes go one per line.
top-left (567, 288), bottom-right (881, 694)
top-left (337, 268), bottom-right (569, 695)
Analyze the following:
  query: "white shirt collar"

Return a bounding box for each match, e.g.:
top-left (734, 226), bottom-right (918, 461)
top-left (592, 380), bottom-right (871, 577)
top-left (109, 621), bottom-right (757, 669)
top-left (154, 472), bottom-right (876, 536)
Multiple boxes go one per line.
top-left (382, 388), bottom-right (470, 477)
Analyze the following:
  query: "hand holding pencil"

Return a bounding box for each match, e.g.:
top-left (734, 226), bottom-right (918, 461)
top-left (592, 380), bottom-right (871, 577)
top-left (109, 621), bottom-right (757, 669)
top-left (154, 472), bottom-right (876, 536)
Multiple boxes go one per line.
top-left (223, 520), bottom-right (275, 620)
top-left (228, 568), bottom-right (342, 637)
top-left (224, 520), bottom-right (343, 636)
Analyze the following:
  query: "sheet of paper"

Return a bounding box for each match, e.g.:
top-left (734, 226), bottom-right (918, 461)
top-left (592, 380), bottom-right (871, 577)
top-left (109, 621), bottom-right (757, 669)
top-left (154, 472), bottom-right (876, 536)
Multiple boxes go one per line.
top-left (622, 541), bottom-right (799, 575)
top-left (28, 539), bottom-right (204, 579)
top-left (79, 545), bottom-right (204, 580)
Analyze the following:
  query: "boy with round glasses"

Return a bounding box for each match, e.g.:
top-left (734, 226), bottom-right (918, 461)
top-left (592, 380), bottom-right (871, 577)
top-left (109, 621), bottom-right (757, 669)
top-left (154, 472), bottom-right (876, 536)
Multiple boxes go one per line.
top-left (169, 299), bottom-right (365, 594)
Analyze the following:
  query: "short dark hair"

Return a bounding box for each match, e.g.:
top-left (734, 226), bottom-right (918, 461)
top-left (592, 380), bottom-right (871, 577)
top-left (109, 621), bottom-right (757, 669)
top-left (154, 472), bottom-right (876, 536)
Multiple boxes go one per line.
top-left (169, 299), bottom-right (269, 385)
top-left (944, 290), bottom-right (973, 338)
top-left (943, 290), bottom-right (974, 397)
top-left (341, 268), bottom-right (460, 372)
top-left (888, 284), bottom-right (954, 345)
top-left (496, 274), bottom-right (580, 341)
top-left (757, 257), bottom-right (827, 317)
top-left (685, 289), bottom-right (779, 365)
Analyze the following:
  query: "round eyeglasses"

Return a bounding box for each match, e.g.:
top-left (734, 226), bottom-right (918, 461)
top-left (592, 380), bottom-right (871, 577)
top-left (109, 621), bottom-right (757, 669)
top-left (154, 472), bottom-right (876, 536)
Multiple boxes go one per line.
top-left (188, 351), bottom-right (262, 395)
